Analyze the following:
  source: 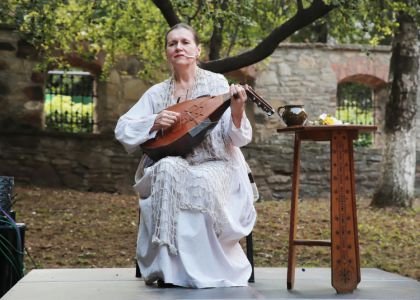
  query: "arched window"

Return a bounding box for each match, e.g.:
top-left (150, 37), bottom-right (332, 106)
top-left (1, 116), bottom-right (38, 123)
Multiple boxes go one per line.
top-left (336, 82), bottom-right (374, 146)
top-left (44, 70), bottom-right (96, 133)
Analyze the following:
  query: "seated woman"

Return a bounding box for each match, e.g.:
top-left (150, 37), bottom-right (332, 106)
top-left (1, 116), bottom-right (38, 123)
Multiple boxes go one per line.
top-left (115, 23), bottom-right (256, 288)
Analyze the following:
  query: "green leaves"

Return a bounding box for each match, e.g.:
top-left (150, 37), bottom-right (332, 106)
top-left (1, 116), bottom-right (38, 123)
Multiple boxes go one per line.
top-left (2, 0), bottom-right (418, 80)
top-left (2, 0), bottom-right (313, 80)
top-left (326, 0), bottom-right (419, 46)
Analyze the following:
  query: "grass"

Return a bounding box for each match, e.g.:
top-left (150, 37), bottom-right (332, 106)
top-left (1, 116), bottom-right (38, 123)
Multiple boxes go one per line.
top-left (8, 185), bottom-right (420, 280)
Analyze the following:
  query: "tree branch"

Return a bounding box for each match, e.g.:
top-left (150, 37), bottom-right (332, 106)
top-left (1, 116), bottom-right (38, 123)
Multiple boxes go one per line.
top-left (297, 0), bottom-right (304, 11)
top-left (208, 0), bottom-right (228, 60)
top-left (226, 26), bottom-right (239, 57)
top-left (201, 0), bottom-right (335, 74)
top-left (187, 0), bottom-right (204, 23)
top-left (152, 0), bottom-right (180, 27)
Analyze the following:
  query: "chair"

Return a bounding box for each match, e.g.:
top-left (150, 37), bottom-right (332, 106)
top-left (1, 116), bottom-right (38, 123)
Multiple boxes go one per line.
top-left (134, 208), bottom-right (255, 283)
top-left (134, 163), bottom-right (258, 283)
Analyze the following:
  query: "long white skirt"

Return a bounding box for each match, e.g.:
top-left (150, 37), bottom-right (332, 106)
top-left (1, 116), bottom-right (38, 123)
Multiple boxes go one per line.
top-left (136, 184), bottom-right (256, 288)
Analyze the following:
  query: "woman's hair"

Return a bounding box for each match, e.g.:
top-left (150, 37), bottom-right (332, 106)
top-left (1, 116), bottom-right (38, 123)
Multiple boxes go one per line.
top-left (165, 23), bottom-right (200, 47)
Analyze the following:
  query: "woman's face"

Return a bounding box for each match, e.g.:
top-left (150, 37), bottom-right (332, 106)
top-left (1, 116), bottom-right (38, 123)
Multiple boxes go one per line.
top-left (166, 28), bottom-right (200, 67)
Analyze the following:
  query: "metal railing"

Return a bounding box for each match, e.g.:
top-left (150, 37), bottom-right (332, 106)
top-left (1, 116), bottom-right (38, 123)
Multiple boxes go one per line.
top-left (44, 70), bottom-right (96, 133)
top-left (336, 82), bottom-right (375, 146)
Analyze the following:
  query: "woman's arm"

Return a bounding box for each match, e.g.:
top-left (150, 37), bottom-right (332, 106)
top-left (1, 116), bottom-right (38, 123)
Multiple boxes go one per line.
top-left (115, 90), bottom-right (158, 154)
top-left (225, 108), bottom-right (253, 147)
top-left (211, 74), bottom-right (253, 148)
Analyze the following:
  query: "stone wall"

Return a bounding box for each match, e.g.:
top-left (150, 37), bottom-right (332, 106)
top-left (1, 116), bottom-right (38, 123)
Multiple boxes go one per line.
top-left (0, 131), bottom-right (138, 194)
top-left (243, 143), bottom-right (383, 199)
top-left (0, 27), bottom-right (45, 131)
top-left (1, 27), bottom-right (419, 198)
top-left (0, 27), bottom-right (147, 193)
top-left (246, 43), bottom-right (420, 199)
top-left (97, 58), bottom-right (149, 134)
top-left (0, 27), bottom-right (148, 135)
top-left (252, 44), bottom-right (392, 145)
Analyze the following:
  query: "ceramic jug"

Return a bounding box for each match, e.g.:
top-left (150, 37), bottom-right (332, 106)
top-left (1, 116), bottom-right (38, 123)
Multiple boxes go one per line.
top-left (277, 105), bottom-right (308, 126)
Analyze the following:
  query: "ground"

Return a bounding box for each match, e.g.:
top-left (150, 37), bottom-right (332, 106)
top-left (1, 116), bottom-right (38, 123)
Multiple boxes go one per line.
top-left (8, 185), bottom-right (420, 280)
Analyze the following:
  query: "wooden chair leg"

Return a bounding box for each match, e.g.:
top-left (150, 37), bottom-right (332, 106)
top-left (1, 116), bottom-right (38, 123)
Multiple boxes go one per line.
top-left (135, 207), bottom-right (141, 278)
top-left (135, 260), bottom-right (142, 278)
top-left (246, 232), bottom-right (255, 283)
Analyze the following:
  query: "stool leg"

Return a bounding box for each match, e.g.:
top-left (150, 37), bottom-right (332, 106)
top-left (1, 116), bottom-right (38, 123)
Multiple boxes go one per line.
top-left (246, 232), bottom-right (255, 283)
top-left (330, 130), bottom-right (358, 293)
top-left (348, 137), bottom-right (361, 283)
top-left (287, 134), bottom-right (301, 290)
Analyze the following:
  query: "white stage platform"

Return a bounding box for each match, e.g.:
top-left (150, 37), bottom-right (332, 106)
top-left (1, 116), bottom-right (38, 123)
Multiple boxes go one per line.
top-left (2, 268), bottom-right (419, 300)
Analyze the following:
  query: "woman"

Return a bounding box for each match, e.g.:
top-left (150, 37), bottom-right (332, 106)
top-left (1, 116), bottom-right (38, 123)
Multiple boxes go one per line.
top-left (115, 23), bottom-right (256, 288)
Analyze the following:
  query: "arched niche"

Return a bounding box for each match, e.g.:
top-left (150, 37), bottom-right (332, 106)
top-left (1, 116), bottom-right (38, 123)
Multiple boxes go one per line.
top-left (337, 74), bottom-right (388, 147)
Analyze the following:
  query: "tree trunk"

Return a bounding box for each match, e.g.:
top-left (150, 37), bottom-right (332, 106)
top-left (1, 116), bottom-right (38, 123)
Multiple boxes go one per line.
top-left (371, 11), bottom-right (419, 207)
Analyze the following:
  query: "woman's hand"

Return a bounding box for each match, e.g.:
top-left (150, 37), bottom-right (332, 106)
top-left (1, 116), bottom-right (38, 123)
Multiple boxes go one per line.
top-left (150, 110), bottom-right (180, 133)
top-left (230, 84), bottom-right (248, 128)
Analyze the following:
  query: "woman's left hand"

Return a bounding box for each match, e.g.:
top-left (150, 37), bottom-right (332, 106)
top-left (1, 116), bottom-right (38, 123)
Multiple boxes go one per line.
top-left (230, 84), bottom-right (247, 128)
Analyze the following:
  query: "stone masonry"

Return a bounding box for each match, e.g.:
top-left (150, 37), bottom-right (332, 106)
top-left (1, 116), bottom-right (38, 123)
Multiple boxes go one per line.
top-left (0, 27), bottom-right (44, 131)
top-left (244, 43), bottom-right (419, 199)
top-left (1, 27), bottom-right (419, 199)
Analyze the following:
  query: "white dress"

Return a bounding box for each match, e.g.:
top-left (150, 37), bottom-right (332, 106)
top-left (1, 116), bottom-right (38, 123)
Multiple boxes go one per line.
top-left (115, 68), bottom-right (256, 288)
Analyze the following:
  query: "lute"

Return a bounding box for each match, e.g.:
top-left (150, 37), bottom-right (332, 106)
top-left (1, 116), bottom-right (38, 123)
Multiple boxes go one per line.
top-left (141, 85), bottom-right (274, 161)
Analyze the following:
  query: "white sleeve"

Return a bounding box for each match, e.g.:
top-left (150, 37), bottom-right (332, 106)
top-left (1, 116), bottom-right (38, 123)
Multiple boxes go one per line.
top-left (114, 89), bottom-right (158, 154)
top-left (213, 74), bottom-right (252, 148)
top-left (223, 108), bottom-right (253, 147)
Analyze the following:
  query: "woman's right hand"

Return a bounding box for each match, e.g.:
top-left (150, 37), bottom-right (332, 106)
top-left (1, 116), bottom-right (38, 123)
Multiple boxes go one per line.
top-left (150, 110), bottom-right (181, 133)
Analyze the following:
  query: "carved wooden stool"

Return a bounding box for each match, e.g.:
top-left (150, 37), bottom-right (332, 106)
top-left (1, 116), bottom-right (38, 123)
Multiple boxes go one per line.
top-left (277, 125), bottom-right (376, 293)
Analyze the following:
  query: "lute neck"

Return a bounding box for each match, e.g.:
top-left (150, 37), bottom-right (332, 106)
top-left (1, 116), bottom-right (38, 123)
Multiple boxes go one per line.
top-left (218, 85), bottom-right (275, 116)
top-left (222, 91), bottom-right (233, 103)
top-left (220, 87), bottom-right (247, 103)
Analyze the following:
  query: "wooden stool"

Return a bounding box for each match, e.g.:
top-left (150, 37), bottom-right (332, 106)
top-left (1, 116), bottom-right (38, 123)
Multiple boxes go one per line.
top-left (277, 125), bottom-right (376, 294)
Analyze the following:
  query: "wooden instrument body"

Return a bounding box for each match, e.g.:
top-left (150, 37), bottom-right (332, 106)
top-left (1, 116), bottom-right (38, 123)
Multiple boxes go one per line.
top-left (141, 86), bottom-right (274, 161)
top-left (141, 95), bottom-right (230, 161)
